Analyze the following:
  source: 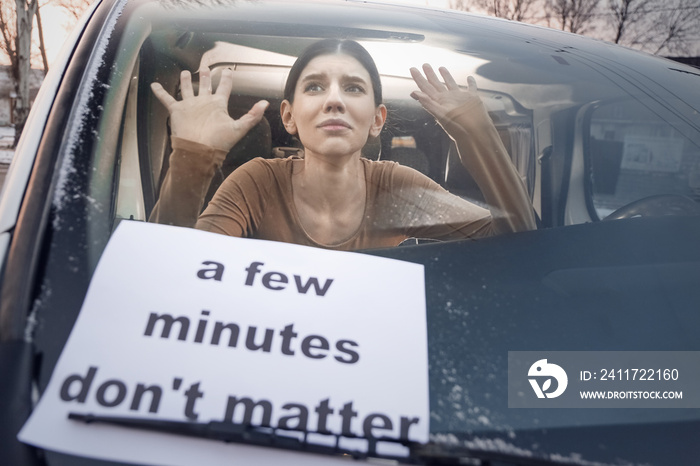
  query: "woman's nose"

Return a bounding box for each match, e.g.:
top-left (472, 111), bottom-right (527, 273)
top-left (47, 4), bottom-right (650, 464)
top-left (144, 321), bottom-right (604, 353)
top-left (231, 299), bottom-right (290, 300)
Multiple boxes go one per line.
top-left (324, 84), bottom-right (345, 113)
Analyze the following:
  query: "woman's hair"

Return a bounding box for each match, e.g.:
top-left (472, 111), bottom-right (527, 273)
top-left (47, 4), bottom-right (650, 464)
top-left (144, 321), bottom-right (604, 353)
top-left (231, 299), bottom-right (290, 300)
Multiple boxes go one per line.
top-left (284, 39), bottom-right (383, 106)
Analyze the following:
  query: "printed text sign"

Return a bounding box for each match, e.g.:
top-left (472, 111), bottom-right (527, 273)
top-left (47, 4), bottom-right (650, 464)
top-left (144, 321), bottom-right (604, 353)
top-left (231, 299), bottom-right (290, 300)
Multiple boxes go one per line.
top-left (19, 221), bottom-right (429, 465)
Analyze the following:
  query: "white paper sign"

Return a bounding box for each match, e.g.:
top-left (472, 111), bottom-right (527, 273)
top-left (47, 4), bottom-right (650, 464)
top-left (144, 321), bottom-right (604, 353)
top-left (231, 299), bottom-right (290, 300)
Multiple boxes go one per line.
top-left (19, 221), bottom-right (429, 465)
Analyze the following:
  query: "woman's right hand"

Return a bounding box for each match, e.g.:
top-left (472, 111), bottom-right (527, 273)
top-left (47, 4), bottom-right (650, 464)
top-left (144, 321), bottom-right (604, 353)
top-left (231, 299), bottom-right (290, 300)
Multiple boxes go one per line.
top-left (151, 67), bottom-right (269, 152)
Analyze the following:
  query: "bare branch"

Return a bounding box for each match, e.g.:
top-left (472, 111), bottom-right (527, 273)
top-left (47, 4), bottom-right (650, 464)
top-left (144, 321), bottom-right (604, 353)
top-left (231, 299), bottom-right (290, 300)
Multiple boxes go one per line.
top-left (604, 0), bottom-right (654, 44)
top-left (55, 0), bottom-right (93, 20)
top-left (5, 0), bottom-right (40, 146)
top-left (546, 0), bottom-right (600, 34)
top-left (35, 3), bottom-right (48, 71)
top-left (649, 0), bottom-right (700, 55)
top-left (472, 0), bottom-right (540, 21)
top-left (0, 2), bottom-right (18, 69)
top-left (448, 0), bottom-right (472, 11)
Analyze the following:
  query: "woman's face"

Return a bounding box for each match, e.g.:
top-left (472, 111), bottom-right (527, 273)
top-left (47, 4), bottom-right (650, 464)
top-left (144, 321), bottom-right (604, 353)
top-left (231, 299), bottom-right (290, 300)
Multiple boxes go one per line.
top-left (281, 54), bottom-right (386, 160)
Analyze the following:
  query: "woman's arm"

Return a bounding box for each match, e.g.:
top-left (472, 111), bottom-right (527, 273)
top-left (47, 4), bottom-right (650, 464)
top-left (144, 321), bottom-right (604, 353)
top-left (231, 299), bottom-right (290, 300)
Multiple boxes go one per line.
top-left (409, 65), bottom-right (536, 234)
top-left (149, 67), bottom-right (268, 227)
top-left (148, 137), bottom-right (227, 227)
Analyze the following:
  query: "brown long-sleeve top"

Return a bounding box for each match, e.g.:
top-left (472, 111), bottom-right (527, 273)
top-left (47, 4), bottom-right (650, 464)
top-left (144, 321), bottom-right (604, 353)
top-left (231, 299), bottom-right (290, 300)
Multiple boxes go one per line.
top-left (150, 99), bottom-right (535, 250)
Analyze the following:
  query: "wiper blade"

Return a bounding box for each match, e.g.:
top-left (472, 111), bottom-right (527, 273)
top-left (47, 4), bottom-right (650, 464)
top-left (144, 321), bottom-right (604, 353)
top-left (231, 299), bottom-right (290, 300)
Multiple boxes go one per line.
top-left (68, 412), bottom-right (415, 462)
top-left (69, 413), bottom-right (594, 466)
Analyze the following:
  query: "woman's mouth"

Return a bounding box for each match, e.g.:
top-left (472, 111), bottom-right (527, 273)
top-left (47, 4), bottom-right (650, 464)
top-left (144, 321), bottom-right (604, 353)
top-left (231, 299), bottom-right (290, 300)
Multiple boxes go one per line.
top-left (318, 119), bottom-right (351, 131)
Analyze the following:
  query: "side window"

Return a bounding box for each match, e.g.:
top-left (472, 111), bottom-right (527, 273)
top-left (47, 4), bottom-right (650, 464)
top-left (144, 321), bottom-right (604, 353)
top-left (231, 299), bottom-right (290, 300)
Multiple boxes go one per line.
top-left (588, 99), bottom-right (700, 218)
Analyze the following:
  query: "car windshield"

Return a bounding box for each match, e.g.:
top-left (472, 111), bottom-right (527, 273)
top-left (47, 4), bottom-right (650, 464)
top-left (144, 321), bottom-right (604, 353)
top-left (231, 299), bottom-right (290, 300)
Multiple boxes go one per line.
top-left (24, 0), bottom-right (700, 464)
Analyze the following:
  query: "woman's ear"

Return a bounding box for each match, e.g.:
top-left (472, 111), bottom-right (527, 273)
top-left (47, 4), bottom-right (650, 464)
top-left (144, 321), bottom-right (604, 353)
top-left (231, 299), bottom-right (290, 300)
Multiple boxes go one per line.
top-left (369, 104), bottom-right (387, 138)
top-left (280, 100), bottom-right (297, 135)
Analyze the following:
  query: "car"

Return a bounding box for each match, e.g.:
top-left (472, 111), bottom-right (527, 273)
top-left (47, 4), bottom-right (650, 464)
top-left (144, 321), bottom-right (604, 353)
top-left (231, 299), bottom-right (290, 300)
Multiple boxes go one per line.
top-left (1, 0), bottom-right (699, 464)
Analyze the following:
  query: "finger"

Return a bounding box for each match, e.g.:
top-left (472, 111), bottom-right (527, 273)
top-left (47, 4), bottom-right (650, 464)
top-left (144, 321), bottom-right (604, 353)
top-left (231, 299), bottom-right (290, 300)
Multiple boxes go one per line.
top-left (467, 75), bottom-right (479, 95)
top-left (150, 82), bottom-right (177, 109)
top-left (439, 67), bottom-right (460, 91)
top-left (410, 67), bottom-right (436, 97)
top-left (236, 100), bottom-right (270, 132)
top-left (216, 67), bottom-right (234, 98)
top-left (422, 63), bottom-right (446, 91)
top-left (410, 91), bottom-right (442, 118)
top-left (199, 67), bottom-right (212, 96)
top-left (180, 70), bottom-right (194, 99)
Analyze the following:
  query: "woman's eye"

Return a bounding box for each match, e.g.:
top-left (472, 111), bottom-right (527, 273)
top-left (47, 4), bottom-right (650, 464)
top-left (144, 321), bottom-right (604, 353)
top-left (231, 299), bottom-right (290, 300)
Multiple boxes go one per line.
top-left (346, 84), bottom-right (365, 93)
top-left (304, 83), bottom-right (323, 92)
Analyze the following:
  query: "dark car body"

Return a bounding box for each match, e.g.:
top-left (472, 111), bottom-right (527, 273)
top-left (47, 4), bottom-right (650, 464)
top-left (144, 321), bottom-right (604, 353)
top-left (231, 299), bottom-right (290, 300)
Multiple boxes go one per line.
top-left (1, 0), bottom-right (699, 464)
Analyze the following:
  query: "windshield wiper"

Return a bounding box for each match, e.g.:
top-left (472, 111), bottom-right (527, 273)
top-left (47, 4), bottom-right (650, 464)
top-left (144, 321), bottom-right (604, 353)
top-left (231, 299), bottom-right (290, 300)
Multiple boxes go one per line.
top-left (68, 412), bottom-right (416, 462)
top-left (68, 413), bottom-right (601, 466)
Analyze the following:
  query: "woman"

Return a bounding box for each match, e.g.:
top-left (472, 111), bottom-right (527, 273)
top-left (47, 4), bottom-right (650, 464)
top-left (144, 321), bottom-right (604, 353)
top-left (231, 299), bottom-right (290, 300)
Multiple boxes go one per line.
top-left (150, 39), bottom-right (535, 249)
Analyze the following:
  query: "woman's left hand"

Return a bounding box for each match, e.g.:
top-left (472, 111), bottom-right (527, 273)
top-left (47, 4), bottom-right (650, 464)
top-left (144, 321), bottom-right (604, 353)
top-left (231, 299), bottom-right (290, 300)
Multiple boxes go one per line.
top-left (409, 64), bottom-right (480, 121)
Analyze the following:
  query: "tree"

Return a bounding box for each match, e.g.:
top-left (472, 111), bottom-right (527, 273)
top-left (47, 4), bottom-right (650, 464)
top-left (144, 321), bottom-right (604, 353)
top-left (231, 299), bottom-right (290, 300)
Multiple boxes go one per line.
top-left (0, 0), bottom-right (40, 147)
top-left (605, 0), bottom-right (652, 44)
top-left (448, 0), bottom-right (541, 21)
top-left (602, 0), bottom-right (700, 55)
top-left (447, 0), bottom-right (700, 56)
top-left (546, 0), bottom-right (600, 34)
top-left (648, 0), bottom-right (700, 55)
top-left (474, 0), bottom-right (540, 21)
top-left (448, 0), bottom-right (471, 11)
top-left (0, 0), bottom-right (91, 147)
top-left (36, 4), bottom-right (48, 71)
top-left (55, 0), bottom-right (92, 20)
